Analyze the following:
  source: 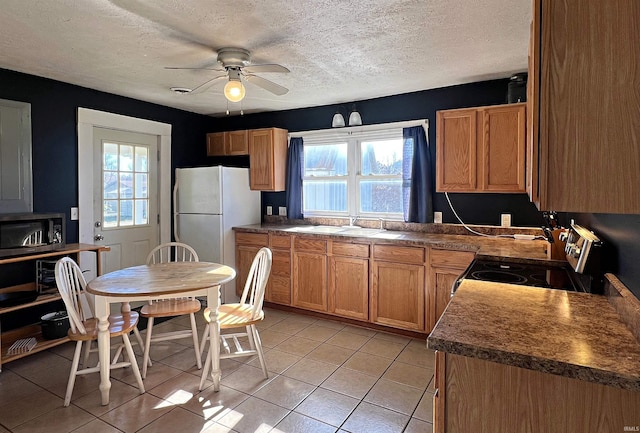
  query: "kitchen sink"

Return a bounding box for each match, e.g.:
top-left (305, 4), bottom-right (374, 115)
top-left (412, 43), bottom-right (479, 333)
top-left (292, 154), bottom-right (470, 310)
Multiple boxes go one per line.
top-left (283, 225), bottom-right (385, 236)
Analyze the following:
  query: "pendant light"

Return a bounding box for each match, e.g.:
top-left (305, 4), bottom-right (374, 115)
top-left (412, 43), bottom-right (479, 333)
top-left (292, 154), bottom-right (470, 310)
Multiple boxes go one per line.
top-left (348, 105), bottom-right (362, 126)
top-left (332, 111), bottom-right (345, 128)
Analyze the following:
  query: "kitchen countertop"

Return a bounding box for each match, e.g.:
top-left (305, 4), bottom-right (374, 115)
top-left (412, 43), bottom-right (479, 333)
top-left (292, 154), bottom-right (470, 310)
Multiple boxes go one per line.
top-left (234, 224), bottom-right (550, 261)
top-left (427, 278), bottom-right (640, 391)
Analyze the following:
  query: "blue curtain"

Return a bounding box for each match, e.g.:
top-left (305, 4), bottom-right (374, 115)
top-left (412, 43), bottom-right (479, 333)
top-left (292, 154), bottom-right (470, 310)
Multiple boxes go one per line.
top-left (402, 126), bottom-right (433, 223)
top-left (285, 137), bottom-right (304, 219)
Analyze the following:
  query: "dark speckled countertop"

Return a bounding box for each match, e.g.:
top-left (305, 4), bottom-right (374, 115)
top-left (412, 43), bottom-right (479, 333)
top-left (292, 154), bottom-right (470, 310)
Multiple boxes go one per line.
top-left (233, 224), bottom-right (550, 261)
top-left (428, 278), bottom-right (640, 391)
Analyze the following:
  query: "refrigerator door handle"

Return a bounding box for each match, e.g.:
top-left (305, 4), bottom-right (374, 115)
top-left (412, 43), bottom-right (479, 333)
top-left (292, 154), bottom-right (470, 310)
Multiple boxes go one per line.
top-left (173, 176), bottom-right (180, 241)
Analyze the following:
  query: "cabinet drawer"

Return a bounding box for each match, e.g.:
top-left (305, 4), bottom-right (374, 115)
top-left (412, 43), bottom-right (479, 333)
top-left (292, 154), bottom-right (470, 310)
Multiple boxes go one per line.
top-left (270, 233), bottom-right (291, 249)
top-left (294, 237), bottom-right (327, 253)
top-left (235, 232), bottom-right (268, 246)
top-left (373, 245), bottom-right (425, 264)
top-left (430, 249), bottom-right (475, 269)
top-left (330, 242), bottom-right (370, 258)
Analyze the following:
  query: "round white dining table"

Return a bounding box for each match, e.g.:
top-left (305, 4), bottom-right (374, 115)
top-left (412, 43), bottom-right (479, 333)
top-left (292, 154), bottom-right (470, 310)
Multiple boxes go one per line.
top-left (86, 261), bottom-right (235, 405)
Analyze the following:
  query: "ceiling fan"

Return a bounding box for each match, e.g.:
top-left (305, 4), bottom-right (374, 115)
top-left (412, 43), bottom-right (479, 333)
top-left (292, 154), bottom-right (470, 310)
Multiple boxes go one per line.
top-left (167, 47), bottom-right (290, 102)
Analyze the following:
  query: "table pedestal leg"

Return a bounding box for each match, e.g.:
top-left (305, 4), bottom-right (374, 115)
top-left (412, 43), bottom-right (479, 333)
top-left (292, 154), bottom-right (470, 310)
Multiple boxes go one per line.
top-left (94, 297), bottom-right (111, 405)
top-left (206, 286), bottom-right (221, 391)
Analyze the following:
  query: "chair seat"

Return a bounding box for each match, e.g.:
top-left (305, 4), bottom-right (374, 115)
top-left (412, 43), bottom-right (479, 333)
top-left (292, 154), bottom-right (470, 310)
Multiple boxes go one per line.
top-left (141, 298), bottom-right (201, 318)
top-left (204, 304), bottom-right (264, 329)
top-left (67, 312), bottom-right (140, 341)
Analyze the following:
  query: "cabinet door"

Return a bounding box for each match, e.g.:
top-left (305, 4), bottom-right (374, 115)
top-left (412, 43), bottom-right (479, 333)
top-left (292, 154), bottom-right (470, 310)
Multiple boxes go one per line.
top-left (206, 132), bottom-right (226, 156)
top-left (226, 130), bottom-right (248, 155)
top-left (370, 260), bottom-right (425, 331)
top-left (268, 249), bottom-right (291, 304)
top-left (535, 0), bottom-right (640, 213)
top-left (248, 128), bottom-right (288, 192)
top-left (428, 249), bottom-right (474, 331)
top-left (436, 109), bottom-right (477, 192)
top-left (235, 245), bottom-right (261, 297)
top-left (328, 256), bottom-right (368, 320)
top-left (526, 3), bottom-right (541, 205)
top-left (292, 252), bottom-right (327, 312)
top-left (433, 351), bottom-right (446, 433)
top-left (480, 104), bottom-right (526, 192)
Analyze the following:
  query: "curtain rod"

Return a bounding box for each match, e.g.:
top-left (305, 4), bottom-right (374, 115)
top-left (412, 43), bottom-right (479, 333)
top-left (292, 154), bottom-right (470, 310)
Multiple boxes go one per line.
top-left (288, 118), bottom-right (428, 139)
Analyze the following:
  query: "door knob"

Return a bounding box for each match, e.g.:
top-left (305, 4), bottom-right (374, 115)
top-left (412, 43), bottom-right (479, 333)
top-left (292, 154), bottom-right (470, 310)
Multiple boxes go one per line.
top-left (94, 234), bottom-right (104, 241)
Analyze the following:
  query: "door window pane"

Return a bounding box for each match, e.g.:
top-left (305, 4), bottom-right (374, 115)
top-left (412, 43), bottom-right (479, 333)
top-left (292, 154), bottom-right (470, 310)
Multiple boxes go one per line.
top-left (102, 141), bottom-right (150, 228)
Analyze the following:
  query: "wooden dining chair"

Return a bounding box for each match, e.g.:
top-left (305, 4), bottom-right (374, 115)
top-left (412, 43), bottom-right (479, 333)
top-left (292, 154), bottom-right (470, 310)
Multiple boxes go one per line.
top-left (54, 257), bottom-right (145, 406)
top-left (200, 247), bottom-right (272, 388)
top-left (140, 242), bottom-right (202, 378)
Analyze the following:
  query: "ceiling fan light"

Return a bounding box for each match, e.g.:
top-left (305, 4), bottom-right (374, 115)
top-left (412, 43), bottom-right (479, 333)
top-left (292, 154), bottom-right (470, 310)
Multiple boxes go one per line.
top-left (348, 110), bottom-right (362, 126)
top-left (332, 112), bottom-right (345, 128)
top-left (224, 80), bottom-right (246, 102)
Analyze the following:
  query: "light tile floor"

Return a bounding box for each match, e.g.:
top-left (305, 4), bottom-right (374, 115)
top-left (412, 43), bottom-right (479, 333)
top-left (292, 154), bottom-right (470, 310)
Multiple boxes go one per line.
top-left (0, 308), bottom-right (435, 433)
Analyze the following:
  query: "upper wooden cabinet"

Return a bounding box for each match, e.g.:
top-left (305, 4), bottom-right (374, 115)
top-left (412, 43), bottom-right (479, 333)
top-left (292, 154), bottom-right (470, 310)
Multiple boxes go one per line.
top-left (206, 130), bottom-right (249, 156)
top-left (529, 0), bottom-right (640, 213)
top-left (248, 127), bottom-right (288, 191)
top-left (436, 103), bottom-right (526, 193)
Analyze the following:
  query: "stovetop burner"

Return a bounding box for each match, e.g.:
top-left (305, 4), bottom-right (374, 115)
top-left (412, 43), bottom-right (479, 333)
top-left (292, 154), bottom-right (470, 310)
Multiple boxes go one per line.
top-left (458, 260), bottom-right (578, 292)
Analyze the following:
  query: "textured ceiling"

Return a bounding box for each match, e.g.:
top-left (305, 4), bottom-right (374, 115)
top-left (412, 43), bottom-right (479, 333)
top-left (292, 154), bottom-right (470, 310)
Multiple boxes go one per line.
top-left (0, 0), bottom-right (531, 117)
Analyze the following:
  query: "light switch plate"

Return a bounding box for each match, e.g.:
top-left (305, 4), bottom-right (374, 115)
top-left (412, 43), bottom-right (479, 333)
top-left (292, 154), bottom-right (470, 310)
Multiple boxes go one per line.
top-left (266, 206), bottom-right (273, 216)
top-left (278, 206), bottom-right (287, 216)
top-left (71, 207), bottom-right (79, 221)
top-left (434, 212), bottom-right (443, 224)
top-left (501, 213), bottom-right (511, 227)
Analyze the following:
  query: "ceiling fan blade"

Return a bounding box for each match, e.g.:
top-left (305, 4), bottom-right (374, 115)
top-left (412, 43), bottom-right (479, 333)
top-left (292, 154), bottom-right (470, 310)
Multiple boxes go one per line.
top-left (165, 66), bottom-right (225, 71)
top-left (242, 64), bottom-right (290, 74)
top-left (190, 75), bottom-right (227, 94)
top-left (244, 74), bottom-right (289, 96)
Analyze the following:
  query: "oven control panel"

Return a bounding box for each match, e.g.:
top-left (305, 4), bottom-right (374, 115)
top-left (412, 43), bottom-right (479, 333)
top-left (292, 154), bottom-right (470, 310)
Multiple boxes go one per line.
top-left (564, 224), bottom-right (602, 274)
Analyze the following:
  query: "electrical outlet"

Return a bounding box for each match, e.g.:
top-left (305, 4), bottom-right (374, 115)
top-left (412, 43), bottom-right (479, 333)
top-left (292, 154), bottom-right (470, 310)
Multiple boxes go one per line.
top-left (71, 207), bottom-right (79, 221)
top-left (501, 213), bottom-right (511, 227)
top-left (266, 206), bottom-right (273, 216)
top-left (434, 212), bottom-right (443, 224)
top-left (278, 206), bottom-right (287, 216)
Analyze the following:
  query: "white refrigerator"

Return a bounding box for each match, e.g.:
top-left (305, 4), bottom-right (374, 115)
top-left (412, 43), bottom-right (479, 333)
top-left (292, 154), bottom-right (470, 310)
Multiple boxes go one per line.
top-left (173, 166), bottom-right (261, 303)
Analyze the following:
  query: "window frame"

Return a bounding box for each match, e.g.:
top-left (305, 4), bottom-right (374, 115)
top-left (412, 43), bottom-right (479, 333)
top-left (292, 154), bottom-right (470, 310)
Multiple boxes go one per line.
top-left (301, 127), bottom-right (406, 220)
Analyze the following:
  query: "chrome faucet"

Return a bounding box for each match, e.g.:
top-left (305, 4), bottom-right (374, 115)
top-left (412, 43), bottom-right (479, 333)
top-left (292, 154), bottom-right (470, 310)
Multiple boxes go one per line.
top-left (349, 216), bottom-right (359, 226)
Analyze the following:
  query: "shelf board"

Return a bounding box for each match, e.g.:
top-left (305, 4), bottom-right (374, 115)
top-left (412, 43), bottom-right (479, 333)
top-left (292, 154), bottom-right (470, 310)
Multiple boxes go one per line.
top-left (1, 324), bottom-right (69, 365)
top-left (0, 292), bottom-right (62, 315)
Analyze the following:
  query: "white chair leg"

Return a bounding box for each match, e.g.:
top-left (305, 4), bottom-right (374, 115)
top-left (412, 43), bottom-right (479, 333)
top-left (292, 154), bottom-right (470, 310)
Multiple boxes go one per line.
top-left (142, 317), bottom-right (154, 379)
top-left (199, 325), bottom-right (209, 358)
top-left (133, 326), bottom-right (152, 367)
top-left (65, 341), bottom-right (83, 407)
top-left (189, 313), bottom-right (202, 369)
top-left (122, 333), bottom-right (145, 394)
top-left (81, 340), bottom-right (92, 368)
top-left (199, 346), bottom-right (212, 390)
top-left (251, 325), bottom-right (268, 379)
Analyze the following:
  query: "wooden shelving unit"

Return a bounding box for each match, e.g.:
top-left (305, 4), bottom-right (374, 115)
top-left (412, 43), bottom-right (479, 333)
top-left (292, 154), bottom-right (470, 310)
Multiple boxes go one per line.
top-left (0, 243), bottom-right (107, 371)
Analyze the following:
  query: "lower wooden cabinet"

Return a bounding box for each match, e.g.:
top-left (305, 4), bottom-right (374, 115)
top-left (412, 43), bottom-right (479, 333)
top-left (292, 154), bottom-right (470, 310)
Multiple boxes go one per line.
top-left (428, 249), bottom-right (474, 331)
top-left (292, 237), bottom-right (328, 312)
top-left (437, 352), bottom-right (640, 433)
top-left (328, 242), bottom-right (369, 320)
top-left (370, 245), bottom-right (426, 332)
top-left (235, 230), bottom-right (477, 334)
top-left (234, 232), bottom-right (268, 297)
top-left (267, 233), bottom-right (292, 304)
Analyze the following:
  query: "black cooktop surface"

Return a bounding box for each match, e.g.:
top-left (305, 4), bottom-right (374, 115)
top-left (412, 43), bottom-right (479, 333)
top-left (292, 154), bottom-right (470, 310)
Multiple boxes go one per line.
top-left (461, 260), bottom-right (579, 291)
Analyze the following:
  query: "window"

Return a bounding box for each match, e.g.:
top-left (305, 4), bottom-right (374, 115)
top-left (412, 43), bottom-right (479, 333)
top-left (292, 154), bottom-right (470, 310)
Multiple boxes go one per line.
top-left (102, 141), bottom-right (149, 228)
top-left (302, 128), bottom-right (405, 219)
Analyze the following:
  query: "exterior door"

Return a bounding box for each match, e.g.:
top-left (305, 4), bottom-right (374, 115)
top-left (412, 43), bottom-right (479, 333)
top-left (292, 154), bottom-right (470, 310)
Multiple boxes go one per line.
top-left (93, 127), bottom-right (159, 273)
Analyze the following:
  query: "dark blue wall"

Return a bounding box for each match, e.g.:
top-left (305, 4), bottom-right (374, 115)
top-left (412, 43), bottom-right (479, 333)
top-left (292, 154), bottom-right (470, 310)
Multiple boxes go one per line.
top-left (0, 68), bottom-right (218, 242)
top-left (206, 79), bottom-right (546, 228)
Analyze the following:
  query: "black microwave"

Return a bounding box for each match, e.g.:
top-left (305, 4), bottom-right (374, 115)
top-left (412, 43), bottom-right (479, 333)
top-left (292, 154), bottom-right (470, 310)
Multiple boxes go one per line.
top-left (0, 213), bottom-right (65, 258)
